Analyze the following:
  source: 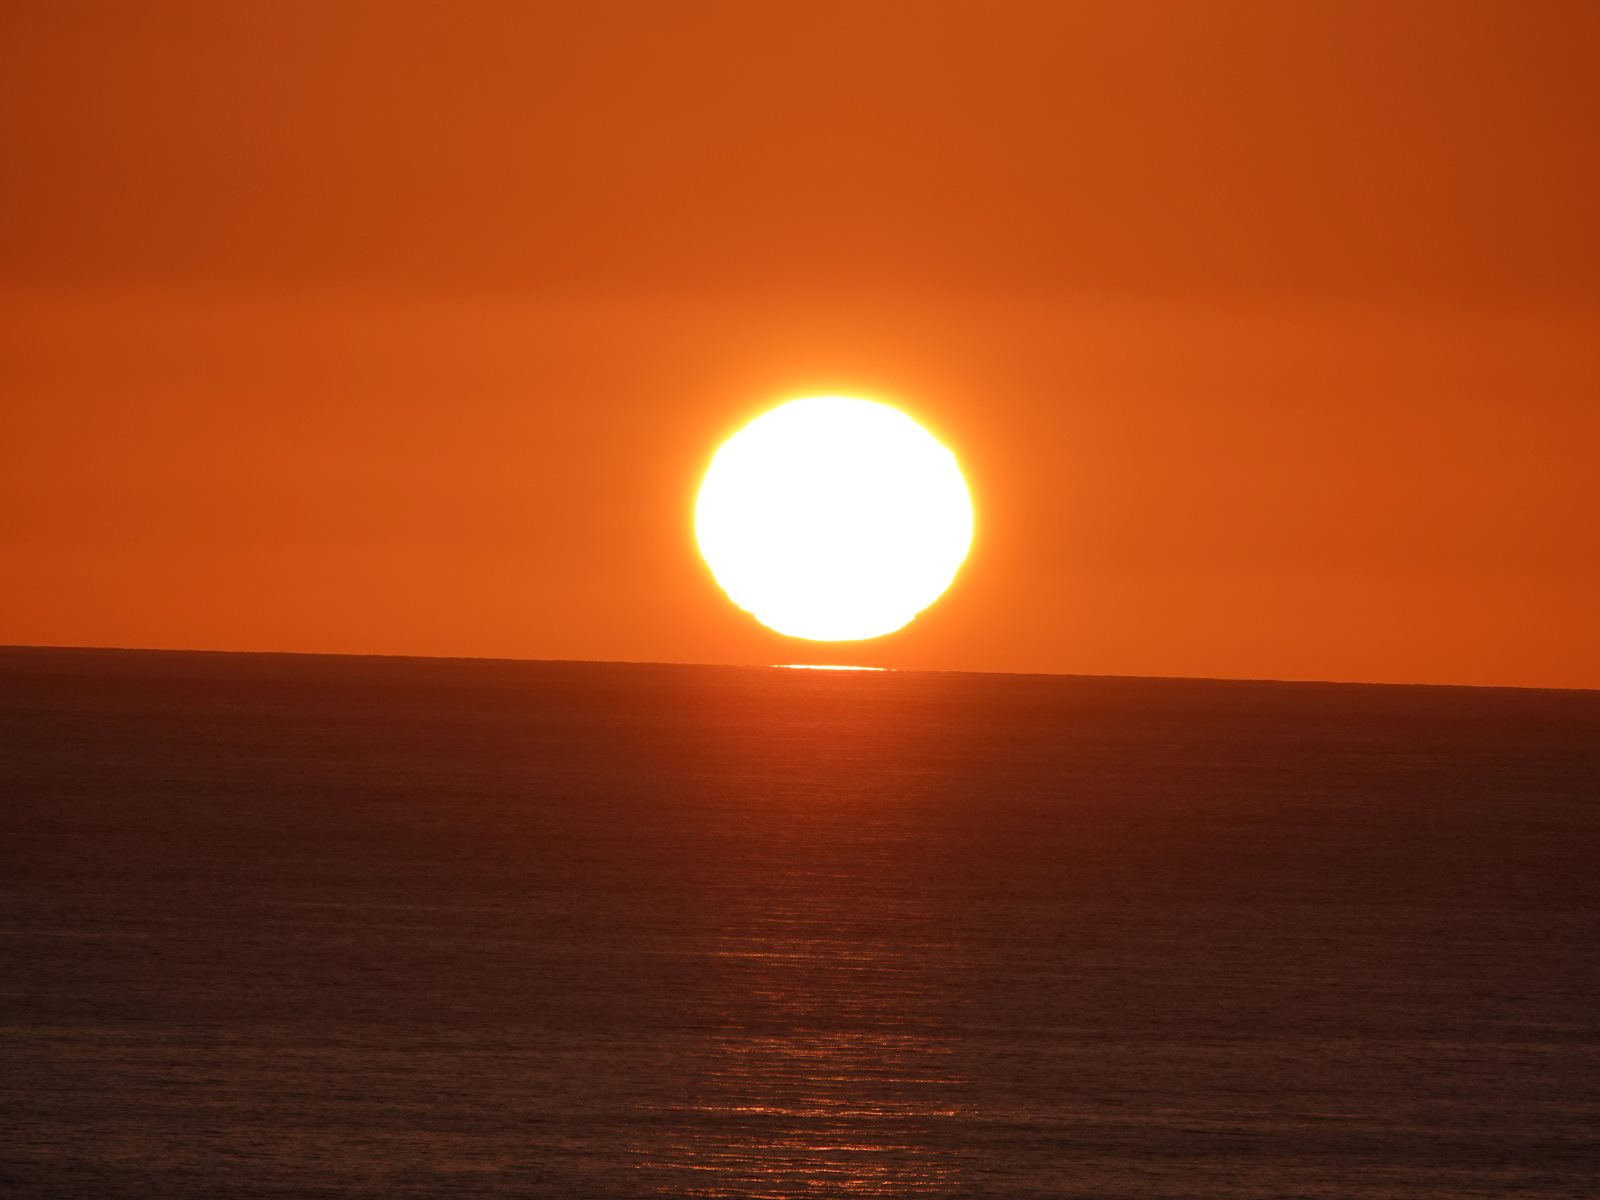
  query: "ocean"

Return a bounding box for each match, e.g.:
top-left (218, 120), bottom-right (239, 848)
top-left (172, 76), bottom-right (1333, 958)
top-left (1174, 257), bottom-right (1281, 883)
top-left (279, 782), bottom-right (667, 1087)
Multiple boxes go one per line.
top-left (2, 646), bottom-right (1596, 1198)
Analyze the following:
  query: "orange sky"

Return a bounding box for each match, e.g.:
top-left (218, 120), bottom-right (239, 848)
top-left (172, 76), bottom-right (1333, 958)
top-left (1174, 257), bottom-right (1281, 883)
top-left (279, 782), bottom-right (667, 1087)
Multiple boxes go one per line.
top-left (3, 2), bottom-right (1597, 688)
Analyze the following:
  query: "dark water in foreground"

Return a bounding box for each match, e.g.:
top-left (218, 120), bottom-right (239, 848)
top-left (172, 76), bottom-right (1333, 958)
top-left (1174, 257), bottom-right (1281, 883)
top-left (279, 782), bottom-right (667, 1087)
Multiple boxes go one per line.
top-left (2, 647), bottom-right (1597, 1198)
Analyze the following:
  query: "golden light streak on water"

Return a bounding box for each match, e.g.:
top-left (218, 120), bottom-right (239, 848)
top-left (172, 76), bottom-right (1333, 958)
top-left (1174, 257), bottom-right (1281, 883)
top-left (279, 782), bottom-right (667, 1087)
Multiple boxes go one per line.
top-left (773, 664), bottom-right (890, 672)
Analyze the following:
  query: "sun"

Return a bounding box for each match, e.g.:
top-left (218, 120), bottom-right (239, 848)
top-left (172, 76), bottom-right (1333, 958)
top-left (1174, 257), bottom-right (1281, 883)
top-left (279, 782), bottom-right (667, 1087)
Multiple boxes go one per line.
top-left (695, 396), bottom-right (974, 641)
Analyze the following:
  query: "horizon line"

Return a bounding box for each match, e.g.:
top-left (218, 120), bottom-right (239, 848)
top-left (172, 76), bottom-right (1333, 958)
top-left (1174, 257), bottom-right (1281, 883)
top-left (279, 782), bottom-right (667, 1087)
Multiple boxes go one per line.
top-left (1, 641), bottom-right (1594, 696)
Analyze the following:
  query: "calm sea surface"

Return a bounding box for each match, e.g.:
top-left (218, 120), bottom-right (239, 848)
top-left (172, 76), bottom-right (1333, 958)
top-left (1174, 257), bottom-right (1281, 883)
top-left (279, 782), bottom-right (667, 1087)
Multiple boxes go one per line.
top-left (2, 647), bottom-right (1597, 1198)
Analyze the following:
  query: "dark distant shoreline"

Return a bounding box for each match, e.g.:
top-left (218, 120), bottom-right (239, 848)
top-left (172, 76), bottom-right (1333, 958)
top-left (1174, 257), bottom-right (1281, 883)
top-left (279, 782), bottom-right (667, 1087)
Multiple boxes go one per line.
top-left (3, 642), bottom-right (1594, 695)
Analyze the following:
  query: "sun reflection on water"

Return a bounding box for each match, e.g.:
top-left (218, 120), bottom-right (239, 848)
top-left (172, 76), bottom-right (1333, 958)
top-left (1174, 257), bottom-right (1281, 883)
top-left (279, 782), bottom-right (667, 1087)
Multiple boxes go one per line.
top-left (628, 672), bottom-right (963, 1195)
top-left (773, 664), bottom-right (890, 672)
top-left (634, 1025), bottom-right (962, 1196)
top-left (631, 918), bottom-right (965, 1195)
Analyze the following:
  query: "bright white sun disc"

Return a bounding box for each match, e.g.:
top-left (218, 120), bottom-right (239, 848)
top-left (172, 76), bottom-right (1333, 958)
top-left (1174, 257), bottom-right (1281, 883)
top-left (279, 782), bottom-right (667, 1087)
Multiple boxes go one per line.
top-left (695, 396), bottom-right (974, 641)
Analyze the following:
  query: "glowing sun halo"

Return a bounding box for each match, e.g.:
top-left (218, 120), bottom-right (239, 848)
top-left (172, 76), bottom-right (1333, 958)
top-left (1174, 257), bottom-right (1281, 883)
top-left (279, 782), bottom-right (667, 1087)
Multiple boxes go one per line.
top-left (696, 396), bottom-right (974, 641)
